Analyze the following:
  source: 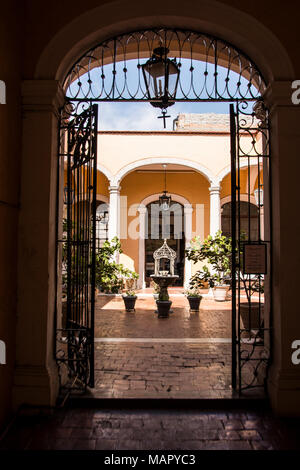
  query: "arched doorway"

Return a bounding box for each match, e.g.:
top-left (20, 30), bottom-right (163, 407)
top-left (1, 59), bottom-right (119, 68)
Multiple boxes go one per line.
top-left (54, 27), bottom-right (271, 397)
top-left (145, 200), bottom-right (185, 287)
top-left (221, 200), bottom-right (260, 241)
top-left (11, 0), bottom-right (299, 414)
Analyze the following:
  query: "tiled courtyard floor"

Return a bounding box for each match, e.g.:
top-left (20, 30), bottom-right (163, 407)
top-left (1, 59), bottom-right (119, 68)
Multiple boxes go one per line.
top-left (93, 293), bottom-right (234, 398)
top-left (94, 343), bottom-right (232, 398)
top-left (1, 406), bottom-right (300, 450)
top-left (95, 292), bottom-right (232, 338)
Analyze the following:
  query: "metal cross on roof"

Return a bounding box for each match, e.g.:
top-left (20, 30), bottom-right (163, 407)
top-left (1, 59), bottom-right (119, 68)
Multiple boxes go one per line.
top-left (158, 109), bottom-right (171, 129)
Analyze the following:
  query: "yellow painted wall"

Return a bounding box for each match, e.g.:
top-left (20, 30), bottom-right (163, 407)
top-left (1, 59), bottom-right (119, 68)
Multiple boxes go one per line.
top-left (63, 169), bottom-right (109, 199)
top-left (98, 133), bottom-right (231, 180)
top-left (221, 168), bottom-right (258, 199)
top-left (97, 171), bottom-right (109, 198)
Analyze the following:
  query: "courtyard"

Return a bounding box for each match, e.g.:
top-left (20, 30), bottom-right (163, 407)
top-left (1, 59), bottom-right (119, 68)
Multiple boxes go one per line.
top-left (2, 3), bottom-right (300, 454)
top-left (91, 290), bottom-right (238, 399)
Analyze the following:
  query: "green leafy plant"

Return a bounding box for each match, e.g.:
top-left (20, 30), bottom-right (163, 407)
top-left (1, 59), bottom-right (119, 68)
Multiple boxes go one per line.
top-left (185, 287), bottom-right (202, 298)
top-left (124, 290), bottom-right (136, 297)
top-left (95, 237), bottom-right (139, 293)
top-left (123, 270), bottom-right (139, 291)
top-left (151, 280), bottom-right (160, 294)
top-left (186, 231), bottom-right (232, 288)
top-left (61, 218), bottom-right (90, 297)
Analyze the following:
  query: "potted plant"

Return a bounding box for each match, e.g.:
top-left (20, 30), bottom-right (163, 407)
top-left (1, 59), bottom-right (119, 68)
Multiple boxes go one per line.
top-left (186, 231), bottom-right (232, 302)
top-left (185, 287), bottom-right (202, 312)
top-left (95, 237), bottom-right (138, 294)
top-left (122, 290), bottom-right (137, 312)
top-left (156, 291), bottom-right (172, 318)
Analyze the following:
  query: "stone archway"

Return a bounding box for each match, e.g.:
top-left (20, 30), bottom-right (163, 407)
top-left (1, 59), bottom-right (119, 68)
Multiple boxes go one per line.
top-left (15, 2), bottom-right (300, 414)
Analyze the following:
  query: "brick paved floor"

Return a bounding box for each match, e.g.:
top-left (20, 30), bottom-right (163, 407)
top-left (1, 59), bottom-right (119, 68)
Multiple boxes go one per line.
top-left (1, 407), bottom-right (299, 450)
top-left (93, 294), bottom-right (233, 398)
top-left (94, 343), bottom-right (232, 398)
top-left (92, 294), bottom-right (264, 399)
top-left (95, 294), bottom-right (232, 338)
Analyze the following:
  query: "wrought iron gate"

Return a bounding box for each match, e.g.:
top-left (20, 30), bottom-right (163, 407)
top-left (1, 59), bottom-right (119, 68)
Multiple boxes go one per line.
top-left (56, 102), bottom-right (98, 392)
top-left (230, 100), bottom-right (271, 393)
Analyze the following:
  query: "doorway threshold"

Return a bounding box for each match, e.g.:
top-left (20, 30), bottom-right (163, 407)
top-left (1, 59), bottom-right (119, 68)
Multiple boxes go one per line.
top-left (65, 394), bottom-right (269, 412)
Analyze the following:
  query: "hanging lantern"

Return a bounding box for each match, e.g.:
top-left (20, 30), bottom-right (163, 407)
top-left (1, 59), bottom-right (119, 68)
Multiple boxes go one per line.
top-left (159, 191), bottom-right (172, 211)
top-left (254, 187), bottom-right (264, 207)
top-left (142, 47), bottom-right (180, 110)
top-left (159, 164), bottom-right (171, 211)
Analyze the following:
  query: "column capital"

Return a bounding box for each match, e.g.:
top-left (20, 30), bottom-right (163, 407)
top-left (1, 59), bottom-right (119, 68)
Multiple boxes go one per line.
top-left (209, 184), bottom-right (221, 194)
top-left (108, 184), bottom-right (121, 194)
top-left (21, 79), bottom-right (65, 117)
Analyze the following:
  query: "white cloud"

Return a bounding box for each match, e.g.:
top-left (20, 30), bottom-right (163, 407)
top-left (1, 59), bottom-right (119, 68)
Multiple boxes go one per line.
top-left (99, 102), bottom-right (177, 131)
top-left (98, 101), bottom-right (230, 132)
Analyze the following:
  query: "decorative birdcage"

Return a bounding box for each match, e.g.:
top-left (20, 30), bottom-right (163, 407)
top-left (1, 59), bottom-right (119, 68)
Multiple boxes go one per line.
top-left (153, 239), bottom-right (177, 276)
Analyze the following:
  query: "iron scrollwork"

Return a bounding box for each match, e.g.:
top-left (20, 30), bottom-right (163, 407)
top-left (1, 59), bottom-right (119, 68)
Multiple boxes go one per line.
top-left (56, 101), bottom-right (98, 394)
top-left (233, 99), bottom-right (271, 393)
top-left (64, 29), bottom-right (266, 103)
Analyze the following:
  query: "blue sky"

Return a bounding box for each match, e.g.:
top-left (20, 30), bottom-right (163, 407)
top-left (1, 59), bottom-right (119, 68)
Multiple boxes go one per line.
top-left (68, 57), bottom-right (257, 131)
top-left (97, 101), bottom-right (230, 131)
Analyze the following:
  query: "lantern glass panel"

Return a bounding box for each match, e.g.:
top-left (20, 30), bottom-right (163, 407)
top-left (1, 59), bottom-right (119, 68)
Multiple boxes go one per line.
top-left (143, 63), bottom-right (165, 99)
top-left (254, 188), bottom-right (264, 207)
top-left (166, 62), bottom-right (180, 98)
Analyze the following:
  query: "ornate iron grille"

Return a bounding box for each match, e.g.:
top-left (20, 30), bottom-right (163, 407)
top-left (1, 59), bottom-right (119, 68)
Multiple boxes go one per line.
top-left (230, 100), bottom-right (271, 393)
top-left (56, 101), bottom-right (98, 393)
top-left (64, 29), bottom-right (265, 102)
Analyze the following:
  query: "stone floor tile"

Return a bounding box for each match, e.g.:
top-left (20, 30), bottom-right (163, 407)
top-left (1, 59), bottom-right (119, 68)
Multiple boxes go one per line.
top-left (239, 430), bottom-right (261, 440)
top-left (1, 407), bottom-right (300, 451)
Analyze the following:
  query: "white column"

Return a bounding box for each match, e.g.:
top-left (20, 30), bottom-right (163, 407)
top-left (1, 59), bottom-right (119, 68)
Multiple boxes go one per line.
top-left (184, 204), bottom-right (193, 288)
top-left (137, 205), bottom-right (147, 289)
top-left (108, 184), bottom-right (121, 240)
top-left (209, 184), bottom-right (221, 236)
